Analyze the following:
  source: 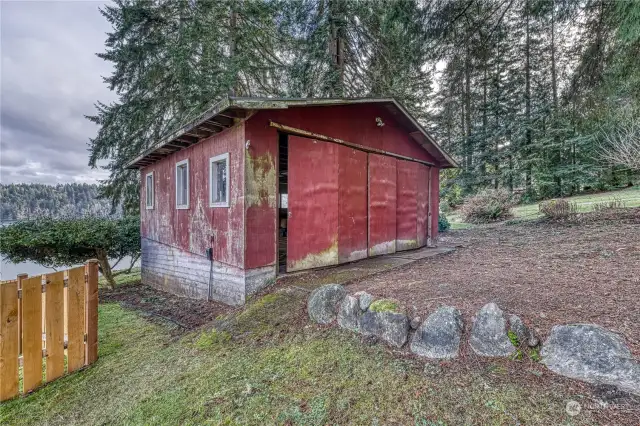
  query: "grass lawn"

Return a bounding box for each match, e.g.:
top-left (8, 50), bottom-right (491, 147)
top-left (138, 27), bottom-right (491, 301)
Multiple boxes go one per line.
top-left (0, 277), bottom-right (603, 425)
top-left (447, 186), bottom-right (640, 228)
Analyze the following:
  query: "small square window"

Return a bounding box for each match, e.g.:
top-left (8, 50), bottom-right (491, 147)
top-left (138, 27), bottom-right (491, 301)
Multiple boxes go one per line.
top-left (176, 159), bottom-right (189, 209)
top-left (210, 153), bottom-right (229, 207)
top-left (145, 172), bottom-right (154, 209)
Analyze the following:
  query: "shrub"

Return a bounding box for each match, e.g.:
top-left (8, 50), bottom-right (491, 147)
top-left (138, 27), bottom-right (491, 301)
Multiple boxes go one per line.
top-left (592, 197), bottom-right (626, 212)
top-left (438, 214), bottom-right (451, 232)
top-left (539, 199), bottom-right (578, 220)
top-left (0, 216), bottom-right (140, 289)
top-left (460, 189), bottom-right (516, 223)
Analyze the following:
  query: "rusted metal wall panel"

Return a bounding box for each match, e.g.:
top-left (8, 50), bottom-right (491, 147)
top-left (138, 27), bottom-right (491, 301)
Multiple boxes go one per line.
top-left (243, 117), bottom-right (278, 269)
top-left (430, 167), bottom-right (440, 242)
top-left (368, 153), bottom-right (397, 256)
top-left (416, 164), bottom-right (430, 247)
top-left (140, 123), bottom-right (245, 268)
top-left (287, 135), bottom-right (339, 271)
top-left (338, 146), bottom-right (368, 263)
top-left (396, 160), bottom-right (419, 251)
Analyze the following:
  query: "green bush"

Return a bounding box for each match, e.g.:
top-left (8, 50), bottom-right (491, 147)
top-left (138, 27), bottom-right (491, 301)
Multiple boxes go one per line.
top-left (0, 216), bottom-right (140, 289)
top-left (539, 199), bottom-right (578, 220)
top-left (460, 189), bottom-right (517, 223)
top-left (438, 214), bottom-right (451, 232)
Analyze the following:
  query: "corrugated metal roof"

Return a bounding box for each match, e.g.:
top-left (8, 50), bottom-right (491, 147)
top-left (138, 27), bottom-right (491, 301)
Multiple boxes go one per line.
top-left (126, 96), bottom-right (457, 169)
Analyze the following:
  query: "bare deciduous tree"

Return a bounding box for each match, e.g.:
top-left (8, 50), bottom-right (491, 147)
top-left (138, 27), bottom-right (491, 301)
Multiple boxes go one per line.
top-left (598, 118), bottom-right (640, 170)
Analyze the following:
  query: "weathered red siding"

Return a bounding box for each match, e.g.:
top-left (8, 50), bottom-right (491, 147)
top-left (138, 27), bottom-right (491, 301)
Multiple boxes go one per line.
top-left (368, 153), bottom-right (397, 256)
top-left (338, 146), bottom-right (368, 263)
top-left (140, 123), bottom-right (245, 268)
top-left (287, 136), bottom-right (339, 271)
top-left (396, 160), bottom-right (419, 251)
top-left (243, 103), bottom-right (442, 270)
top-left (243, 117), bottom-right (277, 270)
top-left (416, 164), bottom-right (430, 247)
top-left (430, 166), bottom-right (440, 242)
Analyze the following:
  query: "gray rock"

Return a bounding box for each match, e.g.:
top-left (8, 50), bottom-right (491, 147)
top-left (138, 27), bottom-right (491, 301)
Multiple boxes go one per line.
top-left (307, 284), bottom-right (346, 324)
top-left (410, 316), bottom-right (422, 330)
top-left (410, 306), bottom-right (463, 359)
top-left (470, 303), bottom-right (516, 357)
top-left (337, 295), bottom-right (360, 330)
top-left (360, 310), bottom-right (410, 348)
top-left (542, 324), bottom-right (640, 395)
top-left (355, 291), bottom-right (374, 311)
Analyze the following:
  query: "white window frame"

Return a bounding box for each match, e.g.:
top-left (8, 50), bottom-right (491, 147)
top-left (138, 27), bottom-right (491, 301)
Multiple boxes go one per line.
top-left (175, 159), bottom-right (190, 209)
top-left (145, 172), bottom-right (154, 210)
top-left (209, 153), bottom-right (230, 208)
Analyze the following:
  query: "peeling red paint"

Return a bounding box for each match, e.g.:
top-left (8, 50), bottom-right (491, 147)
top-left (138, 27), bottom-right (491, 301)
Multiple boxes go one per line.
top-left (142, 102), bottom-right (444, 282)
top-left (140, 124), bottom-right (245, 268)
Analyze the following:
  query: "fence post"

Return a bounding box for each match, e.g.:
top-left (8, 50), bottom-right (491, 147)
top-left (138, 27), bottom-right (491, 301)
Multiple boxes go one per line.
top-left (16, 273), bottom-right (27, 355)
top-left (85, 260), bottom-right (99, 365)
top-left (0, 280), bottom-right (19, 401)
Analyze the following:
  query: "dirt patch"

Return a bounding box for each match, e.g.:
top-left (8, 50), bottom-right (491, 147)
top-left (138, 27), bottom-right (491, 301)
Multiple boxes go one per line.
top-left (100, 284), bottom-right (233, 333)
top-left (348, 208), bottom-right (640, 355)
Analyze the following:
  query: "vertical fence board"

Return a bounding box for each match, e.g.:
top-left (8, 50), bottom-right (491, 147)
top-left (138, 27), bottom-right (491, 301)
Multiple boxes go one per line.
top-left (0, 281), bottom-right (19, 401)
top-left (22, 276), bottom-right (43, 393)
top-left (67, 266), bottom-right (85, 373)
top-left (45, 271), bottom-right (65, 382)
top-left (85, 261), bottom-right (99, 365)
top-left (17, 274), bottom-right (27, 355)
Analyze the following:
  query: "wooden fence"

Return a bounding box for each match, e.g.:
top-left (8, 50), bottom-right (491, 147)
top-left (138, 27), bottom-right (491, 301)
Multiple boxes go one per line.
top-left (0, 260), bottom-right (98, 402)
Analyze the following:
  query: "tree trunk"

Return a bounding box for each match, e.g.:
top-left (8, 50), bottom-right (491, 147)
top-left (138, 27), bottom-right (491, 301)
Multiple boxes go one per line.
top-left (126, 254), bottom-right (140, 274)
top-left (524, 0), bottom-right (532, 193)
top-left (228, 5), bottom-right (238, 96)
top-left (328, 0), bottom-right (345, 97)
top-left (95, 249), bottom-right (116, 289)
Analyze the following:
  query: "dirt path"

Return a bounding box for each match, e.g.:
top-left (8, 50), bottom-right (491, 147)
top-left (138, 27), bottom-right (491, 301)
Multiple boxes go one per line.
top-left (348, 209), bottom-right (640, 355)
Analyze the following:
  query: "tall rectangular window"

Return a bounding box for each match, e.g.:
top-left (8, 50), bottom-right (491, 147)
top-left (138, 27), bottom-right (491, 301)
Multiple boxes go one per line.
top-left (145, 172), bottom-right (154, 209)
top-left (176, 159), bottom-right (189, 209)
top-left (210, 153), bottom-right (229, 207)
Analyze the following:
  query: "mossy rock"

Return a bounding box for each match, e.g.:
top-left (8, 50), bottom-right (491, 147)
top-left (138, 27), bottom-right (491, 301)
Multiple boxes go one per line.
top-left (368, 298), bottom-right (404, 314)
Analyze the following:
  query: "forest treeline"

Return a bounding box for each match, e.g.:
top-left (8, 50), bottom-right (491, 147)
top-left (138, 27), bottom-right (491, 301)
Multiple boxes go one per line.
top-left (88, 0), bottom-right (640, 212)
top-left (0, 183), bottom-right (115, 221)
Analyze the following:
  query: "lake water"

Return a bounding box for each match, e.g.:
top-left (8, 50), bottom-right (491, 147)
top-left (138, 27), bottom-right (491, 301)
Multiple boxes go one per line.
top-left (0, 221), bottom-right (139, 280)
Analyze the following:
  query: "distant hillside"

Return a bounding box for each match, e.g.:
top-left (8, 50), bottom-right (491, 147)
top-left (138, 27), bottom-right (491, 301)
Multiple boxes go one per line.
top-left (0, 183), bottom-right (117, 221)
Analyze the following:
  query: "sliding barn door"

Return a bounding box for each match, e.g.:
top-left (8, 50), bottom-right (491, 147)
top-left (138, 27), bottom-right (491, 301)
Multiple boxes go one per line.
top-left (338, 146), bottom-right (368, 263)
top-left (396, 160), bottom-right (419, 251)
top-left (287, 136), bottom-right (339, 272)
top-left (368, 153), bottom-right (397, 256)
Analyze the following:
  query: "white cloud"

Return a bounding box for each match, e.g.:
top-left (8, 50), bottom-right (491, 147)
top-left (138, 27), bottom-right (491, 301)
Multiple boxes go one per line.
top-left (0, 1), bottom-right (116, 184)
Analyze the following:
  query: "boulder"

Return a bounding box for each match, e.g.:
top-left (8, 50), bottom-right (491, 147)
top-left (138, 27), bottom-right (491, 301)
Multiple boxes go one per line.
top-left (354, 291), bottom-right (374, 311)
top-left (410, 306), bottom-right (463, 359)
top-left (360, 310), bottom-right (410, 348)
top-left (307, 284), bottom-right (346, 324)
top-left (470, 303), bottom-right (516, 357)
top-left (509, 314), bottom-right (538, 347)
top-left (337, 295), bottom-right (360, 331)
top-left (542, 324), bottom-right (640, 395)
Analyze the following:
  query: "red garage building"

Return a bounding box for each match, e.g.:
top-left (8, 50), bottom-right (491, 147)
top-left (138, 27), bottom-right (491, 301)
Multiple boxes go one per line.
top-left (127, 97), bottom-right (456, 305)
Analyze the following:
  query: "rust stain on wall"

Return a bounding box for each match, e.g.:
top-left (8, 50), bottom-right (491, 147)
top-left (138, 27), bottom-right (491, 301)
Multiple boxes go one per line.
top-left (245, 149), bottom-right (276, 208)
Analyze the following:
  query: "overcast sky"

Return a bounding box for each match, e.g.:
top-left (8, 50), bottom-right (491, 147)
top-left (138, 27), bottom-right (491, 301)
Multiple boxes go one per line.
top-left (1, 1), bottom-right (115, 185)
